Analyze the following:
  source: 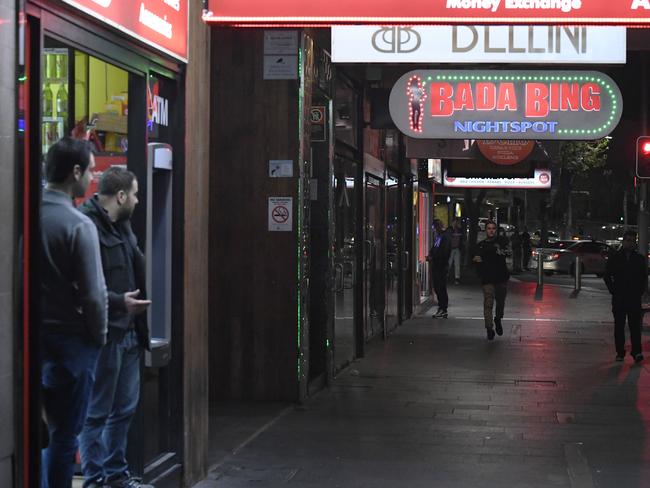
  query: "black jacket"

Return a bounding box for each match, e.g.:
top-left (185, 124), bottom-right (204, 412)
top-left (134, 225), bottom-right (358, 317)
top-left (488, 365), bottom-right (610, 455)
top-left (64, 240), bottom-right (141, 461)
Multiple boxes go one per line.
top-left (603, 248), bottom-right (646, 305)
top-left (474, 236), bottom-right (510, 285)
top-left (429, 230), bottom-right (452, 267)
top-left (79, 196), bottom-right (150, 349)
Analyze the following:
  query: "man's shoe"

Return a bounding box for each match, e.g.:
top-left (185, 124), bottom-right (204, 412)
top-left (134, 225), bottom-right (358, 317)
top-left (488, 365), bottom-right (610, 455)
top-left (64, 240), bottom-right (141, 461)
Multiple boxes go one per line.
top-left (454, 279), bottom-right (460, 285)
top-left (486, 328), bottom-right (495, 341)
top-left (433, 309), bottom-right (448, 319)
top-left (85, 480), bottom-right (106, 488)
top-left (107, 476), bottom-right (153, 488)
top-left (634, 353), bottom-right (644, 363)
top-left (494, 317), bottom-right (503, 336)
top-left (615, 354), bottom-right (625, 362)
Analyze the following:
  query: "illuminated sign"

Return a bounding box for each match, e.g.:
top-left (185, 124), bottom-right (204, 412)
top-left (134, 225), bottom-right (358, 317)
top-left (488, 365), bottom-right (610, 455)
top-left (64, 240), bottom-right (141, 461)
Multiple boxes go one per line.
top-left (203, 0), bottom-right (650, 26)
top-left (477, 140), bottom-right (535, 165)
top-left (332, 26), bottom-right (626, 64)
top-left (389, 70), bottom-right (622, 140)
top-left (443, 169), bottom-right (551, 189)
top-left (62, 0), bottom-right (188, 62)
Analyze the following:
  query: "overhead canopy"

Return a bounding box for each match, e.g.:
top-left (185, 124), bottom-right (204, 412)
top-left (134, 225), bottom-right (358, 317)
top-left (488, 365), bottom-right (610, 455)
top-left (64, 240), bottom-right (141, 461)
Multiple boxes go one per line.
top-left (203, 1), bottom-right (650, 26)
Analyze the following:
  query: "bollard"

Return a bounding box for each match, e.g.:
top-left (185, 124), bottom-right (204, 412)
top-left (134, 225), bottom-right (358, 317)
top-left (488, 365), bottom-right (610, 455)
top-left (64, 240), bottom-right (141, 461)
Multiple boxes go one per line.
top-left (535, 249), bottom-right (544, 300)
top-left (574, 255), bottom-right (582, 291)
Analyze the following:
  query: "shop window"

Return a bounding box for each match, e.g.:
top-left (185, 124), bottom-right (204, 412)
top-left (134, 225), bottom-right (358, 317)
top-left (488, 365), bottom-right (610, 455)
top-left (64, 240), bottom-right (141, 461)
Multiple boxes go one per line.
top-left (42, 40), bottom-right (129, 200)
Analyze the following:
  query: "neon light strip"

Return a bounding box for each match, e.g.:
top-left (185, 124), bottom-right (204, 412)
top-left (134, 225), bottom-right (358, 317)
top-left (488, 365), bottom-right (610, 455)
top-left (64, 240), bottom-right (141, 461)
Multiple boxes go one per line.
top-left (202, 13), bottom-right (650, 25)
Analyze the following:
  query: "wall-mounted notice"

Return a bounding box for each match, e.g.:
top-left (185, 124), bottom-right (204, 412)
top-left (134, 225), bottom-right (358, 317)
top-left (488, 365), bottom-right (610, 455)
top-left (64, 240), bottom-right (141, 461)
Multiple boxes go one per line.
top-left (269, 160), bottom-right (294, 177)
top-left (264, 30), bottom-right (298, 80)
top-left (268, 197), bottom-right (293, 231)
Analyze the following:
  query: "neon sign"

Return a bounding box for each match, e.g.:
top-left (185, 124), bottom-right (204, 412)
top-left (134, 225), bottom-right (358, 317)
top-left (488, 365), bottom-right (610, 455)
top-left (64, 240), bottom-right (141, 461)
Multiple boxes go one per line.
top-left (203, 0), bottom-right (650, 26)
top-left (389, 70), bottom-right (622, 140)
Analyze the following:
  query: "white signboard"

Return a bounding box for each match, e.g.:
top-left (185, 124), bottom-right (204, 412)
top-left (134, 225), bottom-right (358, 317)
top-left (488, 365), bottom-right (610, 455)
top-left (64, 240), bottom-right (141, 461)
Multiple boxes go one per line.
top-left (264, 31), bottom-right (298, 54)
top-left (332, 25), bottom-right (626, 64)
top-left (443, 169), bottom-right (552, 189)
top-left (269, 160), bottom-right (294, 177)
top-left (268, 197), bottom-right (293, 231)
top-left (263, 55), bottom-right (298, 80)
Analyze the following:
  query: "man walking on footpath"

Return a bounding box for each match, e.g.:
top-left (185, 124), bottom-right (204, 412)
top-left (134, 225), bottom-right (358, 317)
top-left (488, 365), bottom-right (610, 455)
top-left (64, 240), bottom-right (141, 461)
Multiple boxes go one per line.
top-left (603, 230), bottom-right (646, 363)
top-left (448, 219), bottom-right (464, 284)
top-left (429, 219), bottom-right (452, 318)
top-left (78, 167), bottom-right (153, 488)
top-left (41, 137), bottom-right (108, 488)
top-left (473, 221), bottom-right (510, 340)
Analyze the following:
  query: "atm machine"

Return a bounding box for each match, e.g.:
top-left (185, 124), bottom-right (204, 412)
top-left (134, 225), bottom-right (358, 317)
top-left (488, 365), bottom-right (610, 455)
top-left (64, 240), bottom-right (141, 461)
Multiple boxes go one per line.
top-left (145, 142), bottom-right (173, 367)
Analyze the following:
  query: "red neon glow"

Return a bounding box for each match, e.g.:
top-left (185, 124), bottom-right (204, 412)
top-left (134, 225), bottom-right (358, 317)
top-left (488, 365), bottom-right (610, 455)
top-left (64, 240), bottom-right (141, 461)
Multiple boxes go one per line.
top-left (642, 141), bottom-right (650, 155)
top-left (407, 76), bottom-right (426, 133)
top-left (204, 0), bottom-right (650, 25)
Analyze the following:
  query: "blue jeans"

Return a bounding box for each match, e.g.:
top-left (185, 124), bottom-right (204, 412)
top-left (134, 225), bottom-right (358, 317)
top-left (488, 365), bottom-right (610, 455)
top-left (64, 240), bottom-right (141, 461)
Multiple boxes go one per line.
top-left (79, 329), bottom-right (142, 484)
top-left (41, 332), bottom-right (100, 488)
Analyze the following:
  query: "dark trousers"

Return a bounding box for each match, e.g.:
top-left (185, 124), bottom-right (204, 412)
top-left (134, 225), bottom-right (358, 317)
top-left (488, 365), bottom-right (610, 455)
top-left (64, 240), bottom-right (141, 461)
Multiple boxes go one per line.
top-left (432, 265), bottom-right (449, 311)
top-left (41, 332), bottom-right (100, 488)
top-left (612, 301), bottom-right (642, 357)
top-left (482, 282), bottom-right (508, 329)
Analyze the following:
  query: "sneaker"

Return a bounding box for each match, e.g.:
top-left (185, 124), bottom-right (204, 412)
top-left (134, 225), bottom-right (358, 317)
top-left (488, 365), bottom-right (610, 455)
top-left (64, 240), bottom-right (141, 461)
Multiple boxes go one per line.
top-left (634, 353), bottom-right (644, 363)
top-left (107, 476), bottom-right (154, 488)
top-left (85, 480), bottom-right (106, 488)
top-left (486, 328), bottom-right (495, 341)
top-left (454, 279), bottom-right (460, 285)
top-left (494, 317), bottom-right (503, 336)
top-left (615, 354), bottom-right (625, 362)
top-left (433, 309), bottom-right (448, 319)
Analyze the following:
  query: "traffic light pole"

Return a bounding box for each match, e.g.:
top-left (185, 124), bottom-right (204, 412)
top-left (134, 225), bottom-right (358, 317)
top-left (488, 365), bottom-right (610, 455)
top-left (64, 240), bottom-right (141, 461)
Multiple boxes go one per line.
top-left (639, 55), bottom-right (649, 277)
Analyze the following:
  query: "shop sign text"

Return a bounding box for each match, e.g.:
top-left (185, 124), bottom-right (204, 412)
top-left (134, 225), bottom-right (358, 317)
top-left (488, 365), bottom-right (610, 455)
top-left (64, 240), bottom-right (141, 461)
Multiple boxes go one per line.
top-left (388, 70), bottom-right (622, 140)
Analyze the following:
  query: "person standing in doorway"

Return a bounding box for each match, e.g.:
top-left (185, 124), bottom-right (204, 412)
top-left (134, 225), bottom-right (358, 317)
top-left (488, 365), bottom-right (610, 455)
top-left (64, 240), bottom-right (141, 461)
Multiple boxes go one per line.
top-left (40, 137), bottom-right (108, 488)
top-left (473, 221), bottom-right (510, 340)
top-left (429, 219), bottom-right (452, 318)
top-left (78, 167), bottom-right (153, 488)
top-left (448, 219), bottom-right (464, 284)
top-left (603, 230), bottom-right (646, 363)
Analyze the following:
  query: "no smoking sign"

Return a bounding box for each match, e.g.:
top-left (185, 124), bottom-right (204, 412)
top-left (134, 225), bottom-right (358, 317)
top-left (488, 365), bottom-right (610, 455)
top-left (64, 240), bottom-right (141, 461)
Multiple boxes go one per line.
top-left (268, 197), bottom-right (293, 231)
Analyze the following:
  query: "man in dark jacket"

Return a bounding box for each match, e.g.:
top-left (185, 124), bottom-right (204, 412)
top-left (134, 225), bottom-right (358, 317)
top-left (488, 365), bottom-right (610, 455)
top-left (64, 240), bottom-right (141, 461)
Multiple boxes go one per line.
top-left (604, 230), bottom-right (646, 363)
top-left (78, 167), bottom-right (152, 488)
top-left (473, 221), bottom-right (510, 340)
top-left (429, 219), bottom-right (452, 318)
top-left (41, 138), bottom-right (108, 488)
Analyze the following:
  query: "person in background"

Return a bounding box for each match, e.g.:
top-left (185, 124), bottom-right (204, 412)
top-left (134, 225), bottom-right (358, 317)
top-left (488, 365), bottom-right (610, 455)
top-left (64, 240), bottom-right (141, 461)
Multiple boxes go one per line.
top-left (448, 219), bottom-right (465, 285)
top-left (603, 230), bottom-right (646, 363)
top-left (40, 137), bottom-right (108, 488)
top-left (473, 221), bottom-right (510, 340)
top-left (78, 167), bottom-right (153, 488)
top-left (429, 219), bottom-right (452, 318)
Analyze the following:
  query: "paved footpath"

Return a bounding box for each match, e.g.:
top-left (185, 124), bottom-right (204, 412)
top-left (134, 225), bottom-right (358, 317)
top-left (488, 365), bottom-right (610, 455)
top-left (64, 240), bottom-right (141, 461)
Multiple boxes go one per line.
top-left (198, 279), bottom-right (650, 488)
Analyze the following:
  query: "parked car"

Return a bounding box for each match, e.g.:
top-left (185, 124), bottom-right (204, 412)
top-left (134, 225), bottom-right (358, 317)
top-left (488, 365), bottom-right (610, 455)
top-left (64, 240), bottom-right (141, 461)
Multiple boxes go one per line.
top-left (531, 229), bottom-right (560, 246)
top-left (530, 240), bottom-right (612, 276)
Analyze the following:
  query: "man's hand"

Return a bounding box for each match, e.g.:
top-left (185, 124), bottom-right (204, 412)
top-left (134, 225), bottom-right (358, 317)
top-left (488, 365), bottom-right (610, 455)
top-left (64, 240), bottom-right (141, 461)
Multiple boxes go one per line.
top-left (472, 255), bottom-right (482, 263)
top-left (124, 289), bottom-right (151, 315)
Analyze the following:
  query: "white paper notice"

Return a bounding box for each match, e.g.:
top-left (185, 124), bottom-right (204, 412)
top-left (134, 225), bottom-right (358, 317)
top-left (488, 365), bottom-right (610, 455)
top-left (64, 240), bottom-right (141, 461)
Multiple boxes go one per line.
top-left (268, 197), bottom-right (293, 232)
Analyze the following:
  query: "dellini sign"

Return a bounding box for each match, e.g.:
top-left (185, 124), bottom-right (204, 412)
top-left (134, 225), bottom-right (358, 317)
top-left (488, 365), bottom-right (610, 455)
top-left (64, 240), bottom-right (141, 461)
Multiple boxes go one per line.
top-left (388, 70), bottom-right (622, 140)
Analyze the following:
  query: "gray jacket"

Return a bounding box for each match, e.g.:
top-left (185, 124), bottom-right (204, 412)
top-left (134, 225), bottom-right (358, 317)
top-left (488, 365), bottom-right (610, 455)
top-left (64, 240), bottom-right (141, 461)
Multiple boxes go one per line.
top-left (40, 189), bottom-right (108, 346)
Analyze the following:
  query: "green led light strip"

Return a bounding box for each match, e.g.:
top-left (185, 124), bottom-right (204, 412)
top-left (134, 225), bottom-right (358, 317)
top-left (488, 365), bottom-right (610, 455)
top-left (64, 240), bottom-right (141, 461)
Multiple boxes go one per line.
top-left (425, 73), bottom-right (619, 137)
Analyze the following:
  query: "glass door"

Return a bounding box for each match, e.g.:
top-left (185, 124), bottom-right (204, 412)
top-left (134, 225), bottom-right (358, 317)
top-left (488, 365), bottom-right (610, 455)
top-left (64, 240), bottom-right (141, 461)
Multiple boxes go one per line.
top-left (385, 173), bottom-right (400, 332)
top-left (333, 156), bottom-right (357, 372)
top-left (364, 174), bottom-right (385, 340)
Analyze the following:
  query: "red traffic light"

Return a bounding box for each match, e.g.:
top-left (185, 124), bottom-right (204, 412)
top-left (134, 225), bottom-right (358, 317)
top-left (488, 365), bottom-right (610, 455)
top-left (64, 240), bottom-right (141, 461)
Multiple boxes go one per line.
top-left (643, 141), bottom-right (650, 155)
top-left (637, 136), bottom-right (650, 178)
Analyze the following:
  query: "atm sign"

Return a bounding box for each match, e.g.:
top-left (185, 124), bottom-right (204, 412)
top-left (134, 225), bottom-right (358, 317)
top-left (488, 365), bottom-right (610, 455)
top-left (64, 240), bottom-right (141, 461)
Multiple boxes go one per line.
top-left (389, 70), bottom-right (622, 140)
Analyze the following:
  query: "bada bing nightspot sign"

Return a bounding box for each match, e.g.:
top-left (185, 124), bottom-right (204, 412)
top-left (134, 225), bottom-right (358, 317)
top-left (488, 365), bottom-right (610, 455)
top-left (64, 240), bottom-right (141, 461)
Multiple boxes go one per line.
top-left (388, 70), bottom-right (622, 140)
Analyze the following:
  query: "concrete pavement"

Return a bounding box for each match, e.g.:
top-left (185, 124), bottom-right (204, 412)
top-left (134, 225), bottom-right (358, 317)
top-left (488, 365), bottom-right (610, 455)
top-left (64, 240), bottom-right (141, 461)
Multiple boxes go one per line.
top-left (198, 278), bottom-right (650, 488)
